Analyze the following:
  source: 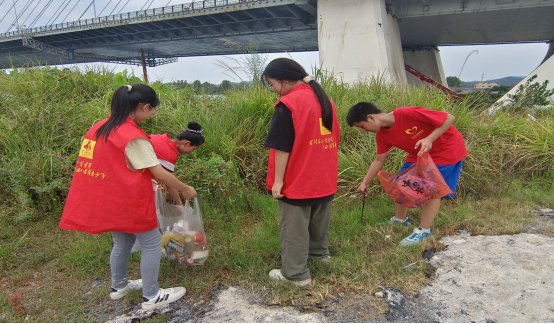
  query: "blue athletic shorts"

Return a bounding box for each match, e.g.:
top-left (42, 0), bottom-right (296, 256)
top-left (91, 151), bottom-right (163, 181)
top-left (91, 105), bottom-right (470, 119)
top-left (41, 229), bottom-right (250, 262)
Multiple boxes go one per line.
top-left (399, 159), bottom-right (464, 198)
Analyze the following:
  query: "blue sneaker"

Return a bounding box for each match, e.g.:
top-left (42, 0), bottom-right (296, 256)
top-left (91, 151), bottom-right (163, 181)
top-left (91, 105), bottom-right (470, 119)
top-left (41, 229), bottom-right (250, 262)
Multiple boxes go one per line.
top-left (399, 227), bottom-right (432, 246)
top-left (378, 215), bottom-right (411, 226)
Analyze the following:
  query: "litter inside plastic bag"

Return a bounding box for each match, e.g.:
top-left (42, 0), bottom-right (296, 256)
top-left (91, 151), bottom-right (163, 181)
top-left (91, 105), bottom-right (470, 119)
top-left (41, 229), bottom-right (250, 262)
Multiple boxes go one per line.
top-left (378, 152), bottom-right (453, 208)
top-left (155, 186), bottom-right (209, 266)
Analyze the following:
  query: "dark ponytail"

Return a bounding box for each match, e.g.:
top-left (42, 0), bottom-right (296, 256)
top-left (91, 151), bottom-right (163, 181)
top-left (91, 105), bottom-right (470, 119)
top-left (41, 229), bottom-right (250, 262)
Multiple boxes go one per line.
top-left (176, 122), bottom-right (205, 146)
top-left (261, 58), bottom-right (333, 132)
top-left (95, 84), bottom-right (160, 141)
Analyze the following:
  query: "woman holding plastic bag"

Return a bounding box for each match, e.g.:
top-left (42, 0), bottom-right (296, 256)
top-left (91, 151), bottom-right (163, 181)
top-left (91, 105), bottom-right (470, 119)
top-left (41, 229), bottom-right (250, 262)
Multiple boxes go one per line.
top-left (150, 122), bottom-right (205, 205)
top-left (131, 122), bottom-right (205, 254)
top-left (346, 103), bottom-right (467, 246)
top-left (59, 84), bottom-right (197, 310)
top-left (133, 122), bottom-right (209, 265)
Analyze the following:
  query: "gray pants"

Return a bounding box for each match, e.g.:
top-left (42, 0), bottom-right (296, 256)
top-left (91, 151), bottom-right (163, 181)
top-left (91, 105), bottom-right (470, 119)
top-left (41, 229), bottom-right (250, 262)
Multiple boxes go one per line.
top-left (278, 200), bottom-right (332, 281)
top-left (110, 228), bottom-right (162, 298)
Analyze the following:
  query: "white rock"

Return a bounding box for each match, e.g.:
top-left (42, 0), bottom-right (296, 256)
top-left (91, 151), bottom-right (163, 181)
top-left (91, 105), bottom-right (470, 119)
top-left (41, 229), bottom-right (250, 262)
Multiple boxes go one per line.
top-left (198, 287), bottom-right (326, 323)
top-left (421, 233), bottom-right (554, 323)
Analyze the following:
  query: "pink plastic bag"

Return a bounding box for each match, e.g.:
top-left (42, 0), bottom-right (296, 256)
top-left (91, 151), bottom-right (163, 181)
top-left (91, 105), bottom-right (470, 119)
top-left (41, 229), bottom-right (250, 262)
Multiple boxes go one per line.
top-left (378, 152), bottom-right (453, 208)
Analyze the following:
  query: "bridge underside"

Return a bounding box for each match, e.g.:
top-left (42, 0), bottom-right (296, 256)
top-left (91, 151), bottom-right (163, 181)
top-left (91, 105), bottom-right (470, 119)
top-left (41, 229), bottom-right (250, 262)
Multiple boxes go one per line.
top-left (0, 0), bottom-right (318, 68)
top-left (0, 30), bottom-right (318, 67)
top-left (398, 5), bottom-right (554, 48)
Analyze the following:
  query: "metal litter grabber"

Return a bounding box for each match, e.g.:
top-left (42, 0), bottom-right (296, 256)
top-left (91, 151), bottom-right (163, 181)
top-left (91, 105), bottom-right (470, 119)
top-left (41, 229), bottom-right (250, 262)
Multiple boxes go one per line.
top-left (360, 190), bottom-right (367, 222)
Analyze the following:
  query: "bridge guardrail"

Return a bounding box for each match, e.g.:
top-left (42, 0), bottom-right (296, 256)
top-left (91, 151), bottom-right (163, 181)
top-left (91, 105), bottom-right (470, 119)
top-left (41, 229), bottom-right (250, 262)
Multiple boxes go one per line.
top-left (0, 0), bottom-right (260, 39)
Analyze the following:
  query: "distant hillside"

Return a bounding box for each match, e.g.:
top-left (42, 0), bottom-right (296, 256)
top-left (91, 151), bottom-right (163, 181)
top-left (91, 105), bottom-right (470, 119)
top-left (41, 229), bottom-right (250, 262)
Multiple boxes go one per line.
top-left (464, 76), bottom-right (525, 86)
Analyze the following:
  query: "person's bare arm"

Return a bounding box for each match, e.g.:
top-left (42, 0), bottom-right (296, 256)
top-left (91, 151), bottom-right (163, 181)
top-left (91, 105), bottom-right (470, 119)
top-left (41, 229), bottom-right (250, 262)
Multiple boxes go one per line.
top-left (415, 114), bottom-right (455, 153)
top-left (148, 165), bottom-right (197, 200)
top-left (357, 152), bottom-right (388, 196)
top-left (272, 150), bottom-right (290, 198)
top-left (166, 185), bottom-right (183, 205)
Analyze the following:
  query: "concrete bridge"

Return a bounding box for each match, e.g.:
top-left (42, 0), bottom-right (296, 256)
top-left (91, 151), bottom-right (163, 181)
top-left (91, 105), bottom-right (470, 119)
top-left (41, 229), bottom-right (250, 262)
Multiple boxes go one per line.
top-left (1, 0), bottom-right (553, 86)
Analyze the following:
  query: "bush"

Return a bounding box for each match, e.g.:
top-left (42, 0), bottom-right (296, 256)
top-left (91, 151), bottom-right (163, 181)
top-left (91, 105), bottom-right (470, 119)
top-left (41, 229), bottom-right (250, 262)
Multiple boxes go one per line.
top-left (501, 75), bottom-right (554, 113)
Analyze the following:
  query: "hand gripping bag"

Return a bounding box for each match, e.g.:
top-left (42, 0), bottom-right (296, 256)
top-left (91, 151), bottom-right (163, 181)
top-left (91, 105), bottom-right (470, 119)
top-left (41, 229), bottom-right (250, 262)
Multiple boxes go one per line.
top-left (155, 186), bottom-right (209, 266)
top-left (378, 152), bottom-right (453, 208)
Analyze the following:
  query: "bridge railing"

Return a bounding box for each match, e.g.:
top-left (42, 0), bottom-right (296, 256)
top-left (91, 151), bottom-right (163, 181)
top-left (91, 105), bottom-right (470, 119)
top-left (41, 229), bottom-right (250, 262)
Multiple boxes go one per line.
top-left (0, 0), bottom-right (260, 39)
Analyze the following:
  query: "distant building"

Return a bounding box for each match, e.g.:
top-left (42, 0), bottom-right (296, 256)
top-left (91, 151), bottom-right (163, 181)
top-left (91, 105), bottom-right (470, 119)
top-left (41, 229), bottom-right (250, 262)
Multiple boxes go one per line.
top-left (474, 82), bottom-right (500, 89)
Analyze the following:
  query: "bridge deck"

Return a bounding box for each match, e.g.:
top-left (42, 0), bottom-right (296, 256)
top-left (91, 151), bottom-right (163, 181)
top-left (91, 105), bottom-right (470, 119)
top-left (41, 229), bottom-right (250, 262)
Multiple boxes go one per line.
top-left (0, 0), bottom-right (553, 68)
top-left (0, 0), bottom-right (318, 68)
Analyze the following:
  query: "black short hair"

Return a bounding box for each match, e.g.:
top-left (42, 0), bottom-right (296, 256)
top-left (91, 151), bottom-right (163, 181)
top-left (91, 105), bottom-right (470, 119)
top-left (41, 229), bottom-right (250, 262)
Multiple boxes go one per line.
top-left (346, 102), bottom-right (383, 127)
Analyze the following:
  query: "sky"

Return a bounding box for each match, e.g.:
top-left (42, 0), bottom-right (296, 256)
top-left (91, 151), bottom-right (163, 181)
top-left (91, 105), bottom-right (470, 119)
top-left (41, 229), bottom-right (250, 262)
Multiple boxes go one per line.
top-left (0, 0), bottom-right (549, 83)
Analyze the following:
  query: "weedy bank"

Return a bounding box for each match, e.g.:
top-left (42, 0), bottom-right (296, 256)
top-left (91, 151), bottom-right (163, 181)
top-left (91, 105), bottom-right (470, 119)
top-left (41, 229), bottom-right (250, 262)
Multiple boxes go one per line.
top-left (0, 67), bottom-right (552, 322)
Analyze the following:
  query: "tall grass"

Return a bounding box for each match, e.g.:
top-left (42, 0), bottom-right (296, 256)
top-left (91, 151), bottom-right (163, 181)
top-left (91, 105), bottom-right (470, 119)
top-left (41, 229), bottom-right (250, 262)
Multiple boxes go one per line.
top-left (0, 66), bottom-right (552, 221)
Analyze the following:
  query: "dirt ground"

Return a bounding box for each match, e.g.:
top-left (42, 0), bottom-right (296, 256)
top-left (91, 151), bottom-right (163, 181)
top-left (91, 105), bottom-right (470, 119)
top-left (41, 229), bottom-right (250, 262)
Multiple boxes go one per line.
top-left (100, 212), bottom-right (554, 323)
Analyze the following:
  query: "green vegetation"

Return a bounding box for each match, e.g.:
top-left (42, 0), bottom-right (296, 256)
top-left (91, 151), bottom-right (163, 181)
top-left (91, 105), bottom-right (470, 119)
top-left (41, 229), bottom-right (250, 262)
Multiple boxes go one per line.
top-left (167, 79), bottom-right (248, 94)
top-left (0, 66), bottom-right (552, 322)
top-left (502, 74), bottom-right (554, 112)
top-left (446, 76), bottom-right (464, 88)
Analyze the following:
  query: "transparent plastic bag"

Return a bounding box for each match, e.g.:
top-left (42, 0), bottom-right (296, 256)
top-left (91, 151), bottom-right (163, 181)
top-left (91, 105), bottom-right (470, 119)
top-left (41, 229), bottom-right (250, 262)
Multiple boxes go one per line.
top-left (155, 186), bottom-right (209, 266)
top-left (378, 152), bottom-right (453, 208)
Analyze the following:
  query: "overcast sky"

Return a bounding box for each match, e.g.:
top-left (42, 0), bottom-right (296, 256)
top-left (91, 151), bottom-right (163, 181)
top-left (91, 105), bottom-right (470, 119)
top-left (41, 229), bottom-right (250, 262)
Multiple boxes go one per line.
top-left (0, 0), bottom-right (549, 83)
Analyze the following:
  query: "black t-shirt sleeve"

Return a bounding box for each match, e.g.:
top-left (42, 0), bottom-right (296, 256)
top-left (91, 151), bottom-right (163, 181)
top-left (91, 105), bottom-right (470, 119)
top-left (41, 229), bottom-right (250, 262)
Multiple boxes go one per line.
top-left (263, 102), bottom-right (295, 153)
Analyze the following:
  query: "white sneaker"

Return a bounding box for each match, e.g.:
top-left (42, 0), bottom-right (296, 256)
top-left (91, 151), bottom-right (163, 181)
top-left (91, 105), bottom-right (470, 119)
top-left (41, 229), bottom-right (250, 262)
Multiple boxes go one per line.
top-left (141, 287), bottom-right (186, 310)
top-left (110, 279), bottom-right (143, 300)
top-left (269, 269), bottom-right (312, 287)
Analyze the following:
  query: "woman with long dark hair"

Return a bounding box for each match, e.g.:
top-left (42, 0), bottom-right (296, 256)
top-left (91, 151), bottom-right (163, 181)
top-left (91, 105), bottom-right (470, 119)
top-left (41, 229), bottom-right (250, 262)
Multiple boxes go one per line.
top-left (262, 58), bottom-right (341, 286)
top-left (60, 84), bottom-right (196, 310)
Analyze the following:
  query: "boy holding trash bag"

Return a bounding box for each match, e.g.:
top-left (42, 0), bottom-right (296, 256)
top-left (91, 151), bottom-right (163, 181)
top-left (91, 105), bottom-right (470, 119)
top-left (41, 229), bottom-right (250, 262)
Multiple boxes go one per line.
top-left (346, 103), bottom-right (467, 246)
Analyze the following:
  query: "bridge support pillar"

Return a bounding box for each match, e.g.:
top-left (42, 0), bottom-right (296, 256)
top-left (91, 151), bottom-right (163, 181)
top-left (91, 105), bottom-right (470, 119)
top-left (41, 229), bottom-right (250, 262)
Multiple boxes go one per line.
top-left (317, 0), bottom-right (406, 84)
top-left (403, 48), bottom-right (447, 87)
top-left (140, 49), bottom-right (149, 84)
top-left (540, 40), bottom-right (554, 64)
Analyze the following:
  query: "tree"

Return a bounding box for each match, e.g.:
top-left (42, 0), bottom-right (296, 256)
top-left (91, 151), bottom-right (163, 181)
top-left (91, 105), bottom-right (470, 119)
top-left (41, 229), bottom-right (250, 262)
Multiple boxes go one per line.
top-left (490, 85), bottom-right (509, 94)
top-left (214, 39), bottom-right (269, 87)
top-left (220, 80), bottom-right (231, 91)
top-left (192, 80), bottom-right (201, 90)
top-left (504, 75), bottom-right (554, 110)
top-left (447, 76), bottom-right (462, 88)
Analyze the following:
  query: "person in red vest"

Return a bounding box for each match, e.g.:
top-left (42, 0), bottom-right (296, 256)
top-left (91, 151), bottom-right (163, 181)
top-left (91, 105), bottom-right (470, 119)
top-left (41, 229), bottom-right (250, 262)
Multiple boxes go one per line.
top-left (346, 102), bottom-right (467, 246)
top-left (262, 58), bottom-right (341, 287)
top-left (150, 122), bottom-right (205, 206)
top-left (130, 122), bottom-right (205, 253)
top-left (59, 84), bottom-right (197, 310)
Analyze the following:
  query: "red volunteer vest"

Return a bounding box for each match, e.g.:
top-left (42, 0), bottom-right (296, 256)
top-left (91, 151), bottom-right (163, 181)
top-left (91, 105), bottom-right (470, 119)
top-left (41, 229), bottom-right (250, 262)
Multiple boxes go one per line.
top-left (59, 118), bottom-right (157, 234)
top-left (266, 84), bottom-right (341, 199)
top-left (150, 134), bottom-right (178, 165)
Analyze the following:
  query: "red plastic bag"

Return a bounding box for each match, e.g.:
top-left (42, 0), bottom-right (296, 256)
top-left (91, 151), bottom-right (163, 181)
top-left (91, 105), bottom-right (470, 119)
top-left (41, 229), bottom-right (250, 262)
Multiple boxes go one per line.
top-left (378, 152), bottom-right (453, 208)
